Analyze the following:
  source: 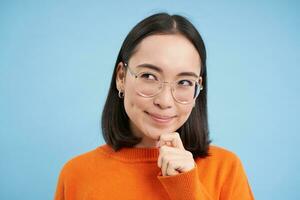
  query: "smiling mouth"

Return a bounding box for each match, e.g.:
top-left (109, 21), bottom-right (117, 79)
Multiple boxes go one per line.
top-left (145, 111), bottom-right (176, 124)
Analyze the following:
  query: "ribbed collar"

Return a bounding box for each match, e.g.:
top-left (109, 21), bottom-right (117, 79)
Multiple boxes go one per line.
top-left (98, 144), bottom-right (159, 163)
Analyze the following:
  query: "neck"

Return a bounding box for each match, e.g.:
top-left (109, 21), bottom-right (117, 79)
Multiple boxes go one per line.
top-left (100, 144), bottom-right (159, 162)
top-left (135, 138), bottom-right (159, 148)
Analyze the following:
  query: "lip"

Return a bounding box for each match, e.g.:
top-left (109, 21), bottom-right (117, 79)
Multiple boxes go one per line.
top-left (145, 111), bottom-right (176, 124)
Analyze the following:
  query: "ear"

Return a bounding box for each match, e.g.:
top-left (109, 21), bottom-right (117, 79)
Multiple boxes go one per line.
top-left (199, 77), bottom-right (204, 90)
top-left (199, 77), bottom-right (203, 86)
top-left (116, 62), bottom-right (126, 91)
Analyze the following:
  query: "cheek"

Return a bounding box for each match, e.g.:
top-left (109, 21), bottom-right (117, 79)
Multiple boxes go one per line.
top-left (177, 106), bottom-right (194, 125)
top-left (123, 88), bottom-right (147, 120)
top-left (123, 92), bottom-right (153, 136)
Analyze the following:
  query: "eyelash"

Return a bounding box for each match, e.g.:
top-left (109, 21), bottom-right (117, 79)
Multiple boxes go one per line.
top-left (178, 80), bottom-right (193, 86)
top-left (140, 73), bottom-right (157, 80)
top-left (139, 72), bottom-right (194, 86)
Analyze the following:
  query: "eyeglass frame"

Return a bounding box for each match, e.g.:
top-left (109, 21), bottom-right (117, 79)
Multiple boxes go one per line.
top-left (123, 62), bottom-right (204, 104)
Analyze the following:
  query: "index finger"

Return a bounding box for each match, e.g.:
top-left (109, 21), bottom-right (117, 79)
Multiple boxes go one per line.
top-left (158, 132), bottom-right (185, 150)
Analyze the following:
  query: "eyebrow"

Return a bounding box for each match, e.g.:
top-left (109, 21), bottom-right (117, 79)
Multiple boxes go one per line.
top-left (135, 63), bottom-right (200, 78)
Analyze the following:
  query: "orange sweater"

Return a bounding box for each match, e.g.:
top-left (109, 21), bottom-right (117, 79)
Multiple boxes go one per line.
top-left (54, 144), bottom-right (254, 200)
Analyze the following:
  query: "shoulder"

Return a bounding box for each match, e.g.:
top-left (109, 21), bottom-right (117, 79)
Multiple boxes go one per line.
top-left (208, 145), bottom-right (240, 161)
top-left (194, 145), bottom-right (248, 185)
top-left (195, 145), bottom-right (243, 170)
top-left (59, 144), bottom-right (109, 176)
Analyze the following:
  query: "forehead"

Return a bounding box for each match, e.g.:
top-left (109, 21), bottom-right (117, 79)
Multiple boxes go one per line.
top-left (129, 34), bottom-right (201, 75)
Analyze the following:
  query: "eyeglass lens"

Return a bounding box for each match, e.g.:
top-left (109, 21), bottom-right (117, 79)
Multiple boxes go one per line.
top-left (135, 73), bottom-right (200, 103)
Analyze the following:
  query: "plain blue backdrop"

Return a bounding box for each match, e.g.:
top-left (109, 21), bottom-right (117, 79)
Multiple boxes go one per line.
top-left (1, 0), bottom-right (299, 199)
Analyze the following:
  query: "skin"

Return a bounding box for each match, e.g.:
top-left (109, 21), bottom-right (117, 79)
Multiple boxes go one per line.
top-left (116, 34), bottom-right (202, 176)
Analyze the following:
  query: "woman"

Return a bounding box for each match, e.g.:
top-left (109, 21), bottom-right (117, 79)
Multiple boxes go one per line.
top-left (54, 13), bottom-right (254, 200)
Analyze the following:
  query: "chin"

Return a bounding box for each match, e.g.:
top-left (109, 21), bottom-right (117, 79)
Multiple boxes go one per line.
top-left (143, 129), bottom-right (161, 140)
top-left (143, 126), bottom-right (176, 140)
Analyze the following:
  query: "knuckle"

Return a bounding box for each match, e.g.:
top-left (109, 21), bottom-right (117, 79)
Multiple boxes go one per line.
top-left (160, 134), bottom-right (166, 140)
top-left (174, 132), bottom-right (180, 137)
top-left (186, 151), bottom-right (193, 158)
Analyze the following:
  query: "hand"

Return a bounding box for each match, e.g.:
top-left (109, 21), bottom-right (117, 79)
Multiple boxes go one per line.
top-left (157, 132), bottom-right (195, 176)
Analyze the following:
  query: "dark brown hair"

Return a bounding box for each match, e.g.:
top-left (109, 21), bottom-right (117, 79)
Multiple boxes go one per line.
top-left (101, 12), bottom-right (211, 158)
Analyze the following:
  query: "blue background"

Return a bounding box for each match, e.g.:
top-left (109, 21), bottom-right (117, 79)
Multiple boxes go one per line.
top-left (1, 0), bottom-right (299, 199)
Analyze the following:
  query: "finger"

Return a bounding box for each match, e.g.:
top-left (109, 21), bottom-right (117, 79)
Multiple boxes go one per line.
top-left (157, 140), bottom-right (172, 147)
top-left (157, 146), bottom-right (167, 168)
top-left (157, 146), bottom-right (174, 168)
top-left (165, 156), bottom-right (194, 175)
top-left (167, 166), bottom-right (179, 176)
top-left (163, 157), bottom-right (183, 176)
top-left (159, 145), bottom-right (183, 156)
top-left (159, 132), bottom-right (185, 150)
top-left (161, 156), bottom-right (168, 176)
top-left (157, 146), bottom-right (183, 169)
top-left (159, 132), bottom-right (183, 149)
top-left (166, 160), bottom-right (180, 176)
top-left (157, 151), bottom-right (162, 168)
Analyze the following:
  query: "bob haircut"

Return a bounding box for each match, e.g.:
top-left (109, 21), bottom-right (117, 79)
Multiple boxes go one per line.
top-left (101, 12), bottom-right (211, 158)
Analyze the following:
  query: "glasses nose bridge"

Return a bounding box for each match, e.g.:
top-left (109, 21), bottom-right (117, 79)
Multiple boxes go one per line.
top-left (160, 80), bottom-right (175, 90)
top-left (154, 80), bottom-right (175, 104)
top-left (159, 81), bottom-right (176, 97)
top-left (157, 80), bottom-right (176, 99)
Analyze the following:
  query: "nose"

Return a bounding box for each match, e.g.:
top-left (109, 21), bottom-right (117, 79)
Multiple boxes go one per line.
top-left (153, 82), bottom-right (174, 109)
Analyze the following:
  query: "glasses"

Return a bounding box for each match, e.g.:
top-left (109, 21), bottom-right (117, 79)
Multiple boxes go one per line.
top-left (124, 63), bottom-right (203, 104)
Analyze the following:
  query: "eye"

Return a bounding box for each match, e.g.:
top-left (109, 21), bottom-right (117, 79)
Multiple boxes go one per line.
top-left (140, 73), bottom-right (158, 81)
top-left (178, 79), bottom-right (194, 86)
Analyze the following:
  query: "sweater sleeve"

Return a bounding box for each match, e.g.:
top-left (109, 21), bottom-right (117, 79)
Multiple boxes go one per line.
top-left (157, 162), bottom-right (213, 200)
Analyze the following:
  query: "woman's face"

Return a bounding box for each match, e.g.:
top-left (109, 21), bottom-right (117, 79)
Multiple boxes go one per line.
top-left (116, 34), bottom-right (201, 147)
